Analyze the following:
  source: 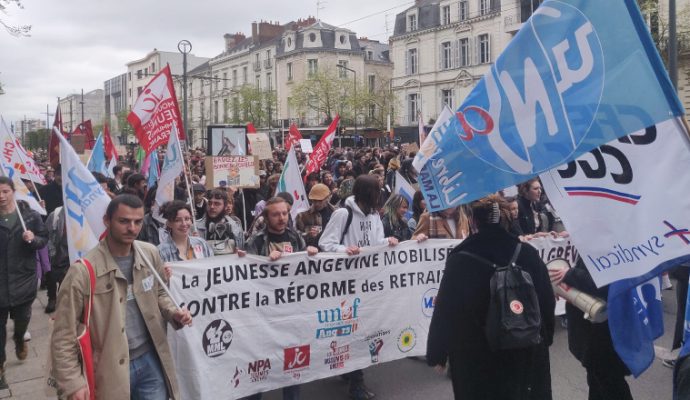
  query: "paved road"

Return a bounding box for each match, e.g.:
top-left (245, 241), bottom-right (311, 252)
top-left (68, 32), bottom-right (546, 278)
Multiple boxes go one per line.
top-left (2, 286), bottom-right (680, 399)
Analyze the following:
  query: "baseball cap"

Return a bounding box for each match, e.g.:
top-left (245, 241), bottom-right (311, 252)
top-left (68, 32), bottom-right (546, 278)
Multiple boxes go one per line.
top-left (309, 184), bottom-right (330, 201)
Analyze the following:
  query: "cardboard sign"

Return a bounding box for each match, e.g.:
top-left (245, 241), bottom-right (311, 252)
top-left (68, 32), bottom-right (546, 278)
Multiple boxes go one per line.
top-left (406, 142), bottom-right (419, 154)
top-left (71, 135), bottom-right (86, 154)
top-left (204, 155), bottom-right (260, 189)
top-left (299, 139), bottom-right (313, 153)
top-left (247, 133), bottom-right (273, 160)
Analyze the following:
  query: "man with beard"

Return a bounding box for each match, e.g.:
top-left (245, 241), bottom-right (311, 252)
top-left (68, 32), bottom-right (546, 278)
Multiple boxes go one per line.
top-left (195, 189), bottom-right (245, 255)
top-left (295, 184), bottom-right (335, 248)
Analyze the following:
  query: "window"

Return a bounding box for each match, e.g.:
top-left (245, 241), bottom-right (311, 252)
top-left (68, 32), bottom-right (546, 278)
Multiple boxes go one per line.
top-left (368, 103), bottom-right (376, 119)
top-left (367, 50), bottom-right (373, 60)
top-left (339, 34), bottom-right (346, 44)
top-left (243, 66), bottom-right (248, 83)
top-left (266, 49), bottom-right (271, 59)
top-left (214, 101), bottom-right (219, 123)
top-left (408, 14), bottom-right (417, 31)
top-left (479, 0), bottom-right (490, 15)
top-left (256, 75), bottom-right (261, 89)
top-left (136, 70), bottom-right (142, 79)
top-left (144, 67), bottom-right (148, 76)
top-left (406, 48), bottom-right (418, 75)
top-left (441, 41), bottom-right (452, 70)
top-left (368, 75), bottom-right (375, 93)
top-left (232, 69), bottom-right (237, 87)
top-left (309, 32), bottom-right (316, 42)
top-left (232, 97), bottom-right (240, 121)
top-left (128, 72), bottom-right (131, 81)
top-left (214, 74), bottom-right (219, 91)
top-left (479, 33), bottom-right (491, 63)
top-left (338, 60), bottom-right (348, 78)
top-left (287, 62), bottom-right (293, 81)
top-left (223, 99), bottom-right (229, 122)
top-left (255, 53), bottom-right (260, 64)
top-left (308, 59), bottom-right (318, 76)
top-left (223, 72), bottom-right (227, 88)
top-left (408, 93), bottom-right (418, 124)
top-left (459, 38), bottom-right (470, 66)
top-left (459, 0), bottom-right (469, 20)
top-left (442, 89), bottom-right (454, 109)
top-left (151, 62), bottom-right (156, 73)
top-left (266, 72), bottom-right (272, 91)
top-left (442, 5), bottom-right (451, 25)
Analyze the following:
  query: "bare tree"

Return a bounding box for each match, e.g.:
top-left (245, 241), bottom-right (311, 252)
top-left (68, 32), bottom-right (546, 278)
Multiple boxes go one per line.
top-left (0, 0), bottom-right (31, 37)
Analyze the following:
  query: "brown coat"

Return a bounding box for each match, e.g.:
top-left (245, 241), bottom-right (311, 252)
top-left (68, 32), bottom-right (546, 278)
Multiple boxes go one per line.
top-left (51, 240), bottom-right (182, 400)
top-left (412, 211), bottom-right (470, 240)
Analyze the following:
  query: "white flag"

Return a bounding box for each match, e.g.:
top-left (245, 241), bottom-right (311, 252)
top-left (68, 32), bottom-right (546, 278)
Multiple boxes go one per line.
top-left (393, 171), bottom-right (416, 206)
top-left (155, 123), bottom-right (184, 209)
top-left (106, 156), bottom-right (117, 178)
top-left (277, 147), bottom-right (308, 219)
top-left (0, 117), bottom-right (46, 185)
top-left (55, 128), bottom-right (111, 263)
top-left (0, 160), bottom-right (46, 215)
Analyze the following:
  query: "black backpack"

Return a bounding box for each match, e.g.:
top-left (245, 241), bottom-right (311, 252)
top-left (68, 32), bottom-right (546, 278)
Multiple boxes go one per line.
top-left (459, 243), bottom-right (542, 351)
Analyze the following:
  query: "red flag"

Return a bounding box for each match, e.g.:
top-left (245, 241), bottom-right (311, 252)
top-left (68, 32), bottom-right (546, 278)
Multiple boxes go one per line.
top-left (304, 115), bottom-right (339, 177)
top-left (127, 65), bottom-right (185, 154)
top-left (103, 124), bottom-right (118, 160)
top-left (72, 120), bottom-right (95, 150)
top-left (48, 106), bottom-right (64, 168)
top-left (286, 123), bottom-right (303, 151)
top-left (246, 122), bottom-right (257, 133)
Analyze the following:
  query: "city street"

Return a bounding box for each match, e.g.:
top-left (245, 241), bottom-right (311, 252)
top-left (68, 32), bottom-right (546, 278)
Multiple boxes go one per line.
top-left (3, 283), bottom-right (679, 400)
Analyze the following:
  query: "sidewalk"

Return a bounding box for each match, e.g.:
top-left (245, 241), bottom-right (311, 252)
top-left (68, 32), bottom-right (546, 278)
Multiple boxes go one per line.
top-left (2, 290), bottom-right (53, 399)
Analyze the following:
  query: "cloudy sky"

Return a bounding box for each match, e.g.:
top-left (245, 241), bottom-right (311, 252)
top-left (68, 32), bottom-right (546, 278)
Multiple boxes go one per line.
top-left (0, 0), bottom-right (412, 126)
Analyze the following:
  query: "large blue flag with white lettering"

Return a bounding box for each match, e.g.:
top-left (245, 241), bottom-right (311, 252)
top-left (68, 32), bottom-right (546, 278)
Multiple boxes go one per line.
top-left (415, 0), bottom-right (683, 212)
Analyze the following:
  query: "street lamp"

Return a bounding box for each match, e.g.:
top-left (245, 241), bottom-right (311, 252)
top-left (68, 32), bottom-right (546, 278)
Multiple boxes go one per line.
top-left (178, 39), bottom-right (192, 148)
top-left (336, 63), bottom-right (357, 147)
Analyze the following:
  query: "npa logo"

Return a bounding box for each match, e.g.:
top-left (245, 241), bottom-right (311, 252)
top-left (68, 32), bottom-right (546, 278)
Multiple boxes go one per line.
top-left (422, 288), bottom-right (438, 317)
top-left (248, 358), bottom-right (272, 383)
top-left (457, 1), bottom-right (604, 175)
top-left (324, 341), bottom-right (350, 370)
top-left (284, 345), bottom-right (310, 378)
top-left (202, 319), bottom-right (234, 358)
top-left (315, 298), bottom-right (361, 339)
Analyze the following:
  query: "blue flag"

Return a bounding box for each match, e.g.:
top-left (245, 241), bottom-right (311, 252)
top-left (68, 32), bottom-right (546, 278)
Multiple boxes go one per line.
top-left (86, 132), bottom-right (107, 175)
top-left (415, 0), bottom-right (683, 212)
top-left (148, 150), bottom-right (160, 188)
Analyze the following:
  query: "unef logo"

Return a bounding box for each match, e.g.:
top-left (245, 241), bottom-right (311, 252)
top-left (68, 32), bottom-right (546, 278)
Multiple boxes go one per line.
top-left (202, 319), bottom-right (233, 357)
top-left (422, 288), bottom-right (438, 317)
top-left (457, 2), bottom-right (604, 174)
top-left (315, 298), bottom-right (361, 339)
top-left (284, 345), bottom-right (310, 379)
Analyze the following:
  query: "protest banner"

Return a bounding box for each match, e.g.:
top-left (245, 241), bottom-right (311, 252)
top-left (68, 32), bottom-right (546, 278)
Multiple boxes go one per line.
top-left (127, 65), bottom-right (185, 154)
top-left (299, 139), bottom-right (313, 153)
top-left (527, 235), bottom-right (580, 316)
top-left (0, 117), bottom-right (46, 185)
top-left (167, 239), bottom-right (459, 399)
top-left (247, 132), bottom-right (273, 160)
top-left (205, 155), bottom-right (260, 189)
top-left (207, 125), bottom-right (246, 156)
top-left (415, 0), bottom-right (683, 212)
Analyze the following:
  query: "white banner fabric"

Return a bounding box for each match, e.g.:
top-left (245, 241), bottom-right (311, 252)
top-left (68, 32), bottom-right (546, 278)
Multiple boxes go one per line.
top-left (167, 239), bottom-right (460, 399)
top-left (540, 117), bottom-right (690, 287)
top-left (527, 235), bottom-right (580, 315)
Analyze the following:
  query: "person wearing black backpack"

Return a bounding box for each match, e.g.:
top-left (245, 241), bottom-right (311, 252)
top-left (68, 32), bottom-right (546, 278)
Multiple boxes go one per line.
top-left (427, 194), bottom-right (555, 400)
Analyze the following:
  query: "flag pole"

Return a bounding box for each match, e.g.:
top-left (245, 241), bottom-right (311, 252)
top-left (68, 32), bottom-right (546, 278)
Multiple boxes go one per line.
top-left (0, 161), bottom-right (29, 233)
top-left (174, 126), bottom-right (198, 232)
top-left (2, 119), bottom-right (43, 202)
top-left (133, 242), bottom-right (181, 309)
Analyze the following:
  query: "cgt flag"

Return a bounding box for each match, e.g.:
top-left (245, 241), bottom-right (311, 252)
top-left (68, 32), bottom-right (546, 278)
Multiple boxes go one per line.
top-left (73, 120), bottom-right (95, 150)
top-left (54, 128), bottom-right (112, 263)
top-left (277, 147), bottom-right (309, 219)
top-left (304, 115), bottom-right (339, 178)
top-left (0, 159), bottom-right (46, 215)
top-left (127, 65), bottom-right (185, 154)
top-left (540, 117), bottom-right (690, 376)
top-left (286, 123), bottom-right (303, 151)
top-left (415, 0), bottom-right (684, 212)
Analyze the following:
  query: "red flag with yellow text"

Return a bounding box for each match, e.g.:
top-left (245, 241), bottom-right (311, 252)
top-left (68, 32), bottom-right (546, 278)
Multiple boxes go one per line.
top-left (304, 115), bottom-right (339, 178)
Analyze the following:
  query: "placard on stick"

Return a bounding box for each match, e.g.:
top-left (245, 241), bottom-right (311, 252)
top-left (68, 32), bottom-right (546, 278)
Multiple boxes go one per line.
top-left (247, 133), bottom-right (273, 160)
top-left (205, 155), bottom-right (260, 189)
top-left (299, 139), bottom-right (313, 153)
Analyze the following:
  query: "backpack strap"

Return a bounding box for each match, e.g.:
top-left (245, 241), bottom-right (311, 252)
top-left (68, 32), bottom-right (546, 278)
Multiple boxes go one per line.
top-left (340, 206), bottom-right (354, 245)
top-left (457, 251), bottom-right (499, 269)
top-left (79, 258), bottom-right (96, 328)
top-left (509, 243), bottom-right (522, 267)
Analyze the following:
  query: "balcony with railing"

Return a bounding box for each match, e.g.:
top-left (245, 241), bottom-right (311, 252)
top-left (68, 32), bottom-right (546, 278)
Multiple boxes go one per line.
top-left (263, 59), bottom-right (273, 69)
top-left (504, 0), bottom-right (544, 33)
top-left (252, 62), bottom-right (261, 72)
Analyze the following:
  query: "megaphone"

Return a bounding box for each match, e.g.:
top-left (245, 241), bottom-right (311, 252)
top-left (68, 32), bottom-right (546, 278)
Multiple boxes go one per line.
top-left (546, 258), bottom-right (608, 323)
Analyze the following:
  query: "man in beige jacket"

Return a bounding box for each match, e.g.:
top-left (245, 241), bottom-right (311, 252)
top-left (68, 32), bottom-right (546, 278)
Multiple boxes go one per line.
top-left (51, 194), bottom-right (192, 400)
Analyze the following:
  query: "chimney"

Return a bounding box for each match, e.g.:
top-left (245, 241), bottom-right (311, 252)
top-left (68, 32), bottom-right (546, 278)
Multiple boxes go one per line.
top-left (224, 32), bottom-right (246, 51)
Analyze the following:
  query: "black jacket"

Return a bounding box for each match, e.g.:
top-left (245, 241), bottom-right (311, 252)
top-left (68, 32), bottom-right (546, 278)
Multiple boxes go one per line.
top-left (245, 228), bottom-right (306, 257)
top-left (517, 195), bottom-right (546, 235)
top-left (0, 204), bottom-right (48, 307)
top-left (427, 225), bottom-right (555, 400)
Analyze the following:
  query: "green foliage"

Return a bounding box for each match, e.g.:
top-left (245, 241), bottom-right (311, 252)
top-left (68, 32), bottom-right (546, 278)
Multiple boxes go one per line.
top-left (25, 128), bottom-right (49, 150)
top-left (0, 0), bottom-right (31, 37)
top-left (116, 109), bottom-right (134, 143)
top-left (228, 84), bottom-right (277, 127)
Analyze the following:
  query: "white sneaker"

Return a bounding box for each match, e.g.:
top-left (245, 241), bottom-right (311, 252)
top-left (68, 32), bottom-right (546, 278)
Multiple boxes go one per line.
top-left (23, 331), bottom-right (30, 342)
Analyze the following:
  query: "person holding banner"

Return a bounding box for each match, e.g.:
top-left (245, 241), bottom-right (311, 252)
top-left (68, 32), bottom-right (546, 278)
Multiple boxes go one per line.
top-left (196, 189), bottom-right (245, 256)
top-left (295, 184), bottom-right (336, 248)
top-left (427, 195), bottom-right (555, 400)
top-left (244, 196), bottom-right (318, 400)
top-left (158, 200), bottom-right (213, 266)
top-left (381, 194), bottom-right (411, 242)
top-left (0, 176), bottom-right (48, 392)
top-left (319, 175), bottom-right (399, 400)
top-left (412, 205), bottom-right (470, 241)
top-left (51, 194), bottom-right (192, 400)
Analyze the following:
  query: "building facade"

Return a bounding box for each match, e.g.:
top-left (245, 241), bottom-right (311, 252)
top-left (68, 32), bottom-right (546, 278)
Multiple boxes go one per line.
top-left (389, 0), bottom-right (542, 128)
top-left (104, 73), bottom-right (128, 139)
top-left (57, 89), bottom-right (105, 133)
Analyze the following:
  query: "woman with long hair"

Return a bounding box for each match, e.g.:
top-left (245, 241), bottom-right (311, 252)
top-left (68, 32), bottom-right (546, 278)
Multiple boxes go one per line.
top-left (516, 178), bottom-right (548, 235)
top-left (408, 190), bottom-right (426, 232)
top-left (381, 194), bottom-right (411, 241)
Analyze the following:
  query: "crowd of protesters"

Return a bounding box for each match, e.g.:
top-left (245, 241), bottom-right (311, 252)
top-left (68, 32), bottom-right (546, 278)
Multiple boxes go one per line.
top-left (2, 140), bottom-right (687, 399)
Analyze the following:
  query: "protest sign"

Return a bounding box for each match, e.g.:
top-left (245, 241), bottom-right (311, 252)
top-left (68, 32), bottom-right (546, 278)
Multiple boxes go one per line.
top-left (247, 132), bottom-right (273, 160)
top-left (205, 155), bottom-right (260, 189)
top-left (299, 139), bottom-right (313, 153)
top-left (208, 125), bottom-right (246, 156)
top-left (527, 235), bottom-right (580, 316)
top-left (167, 240), bottom-right (459, 399)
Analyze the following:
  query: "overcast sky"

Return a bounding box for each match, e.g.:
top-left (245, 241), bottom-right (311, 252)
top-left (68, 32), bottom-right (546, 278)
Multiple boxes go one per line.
top-left (0, 0), bottom-right (412, 127)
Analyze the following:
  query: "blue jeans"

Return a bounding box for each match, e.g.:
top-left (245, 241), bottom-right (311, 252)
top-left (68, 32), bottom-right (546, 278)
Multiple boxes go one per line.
top-left (129, 350), bottom-right (169, 400)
